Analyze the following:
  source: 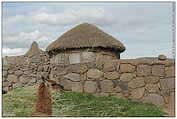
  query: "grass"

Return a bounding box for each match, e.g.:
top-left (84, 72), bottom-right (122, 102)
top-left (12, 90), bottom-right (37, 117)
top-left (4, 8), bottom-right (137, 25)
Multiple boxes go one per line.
top-left (2, 85), bottom-right (37, 117)
top-left (3, 85), bottom-right (167, 117)
top-left (53, 92), bottom-right (166, 117)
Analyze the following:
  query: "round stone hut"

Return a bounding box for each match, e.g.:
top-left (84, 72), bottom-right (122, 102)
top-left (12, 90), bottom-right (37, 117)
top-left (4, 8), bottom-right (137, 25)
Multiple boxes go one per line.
top-left (46, 23), bottom-right (125, 65)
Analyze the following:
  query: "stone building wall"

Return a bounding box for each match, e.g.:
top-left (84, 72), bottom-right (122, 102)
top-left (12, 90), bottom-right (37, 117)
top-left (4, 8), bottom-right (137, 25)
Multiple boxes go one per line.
top-left (50, 50), bottom-right (119, 65)
top-left (2, 54), bottom-right (175, 107)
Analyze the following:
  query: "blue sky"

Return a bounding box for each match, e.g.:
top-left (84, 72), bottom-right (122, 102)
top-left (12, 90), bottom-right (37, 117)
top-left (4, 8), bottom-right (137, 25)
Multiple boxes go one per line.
top-left (2, 2), bottom-right (174, 58)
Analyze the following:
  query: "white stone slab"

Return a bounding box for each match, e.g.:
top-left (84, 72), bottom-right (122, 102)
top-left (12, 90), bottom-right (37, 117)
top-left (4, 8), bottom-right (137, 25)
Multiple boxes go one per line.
top-left (69, 53), bottom-right (81, 64)
top-left (81, 52), bottom-right (95, 63)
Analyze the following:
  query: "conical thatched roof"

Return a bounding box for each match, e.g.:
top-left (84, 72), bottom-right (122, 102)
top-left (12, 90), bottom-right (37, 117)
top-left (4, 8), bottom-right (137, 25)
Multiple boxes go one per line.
top-left (25, 41), bottom-right (44, 56)
top-left (46, 23), bottom-right (125, 53)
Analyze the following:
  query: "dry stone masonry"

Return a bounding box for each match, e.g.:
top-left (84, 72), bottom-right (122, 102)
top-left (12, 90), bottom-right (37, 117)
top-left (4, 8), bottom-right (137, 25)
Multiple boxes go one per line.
top-left (2, 54), bottom-right (175, 108)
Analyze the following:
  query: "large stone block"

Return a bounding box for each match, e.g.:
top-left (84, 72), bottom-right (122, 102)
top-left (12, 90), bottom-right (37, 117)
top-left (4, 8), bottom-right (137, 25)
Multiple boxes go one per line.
top-left (115, 80), bottom-right (129, 90)
top-left (120, 64), bottom-right (135, 73)
top-left (19, 76), bottom-right (31, 84)
top-left (7, 75), bottom-right (18, 83)
top-left (14, 70), bottom-right (23, 76)
top-left (71, 82), bottom-right (83, 92)
top-left (137, 65), bottom-right (151, 76)
top-left (100, 80), bottom-right (114, 93)
top-left (141, 94), bottom-right (164, 105)
top-left (50, 55), bottom-right (60, 64)
top-left (103, 61), bottom-right (117, 72)
top-left (3, 82), bottom-right (11, 87)
top-left (50, 54), bottom-right (67, 64)
top-left (80, 65), bottom-right (88, 74)
top-left (158, 54), bottom-right (167, 60)
top-left (160, 78), bottom-right (175, 92)
top-left (64, 64), bottom-right (88, 74)
top-left (131, 87), bottom-right (145, 99)
top-left (69, 53), bottom-right (81, 64)
top-left (165, 66), bottom-right (175, 77)
top-left (64, 73), bottom-right (80, 82)
top-left (120, 73), bottom-right (136, 82)
top-left (81, 52), bottom-right (95, 63)
top-left (144, 76), bottom-right (159, 84)
top-left (8, 70), bottom-right (14, 74)
top-left (60, 79), bottom-right (72, 91)
top-left (87, 69), bottom-right (103, 79)
top-left (30, 54), bottom-right (41, 63)
top-left (104, 71), bottom-right (120, 80)
top-left (145, 84), bottom-right (160, 93)
top-left (84, 81), bottom-right (97, 93)
top-left (152, 65), bottom-right (165, 76)
top-left (128, 77), bottom-right (145, 89)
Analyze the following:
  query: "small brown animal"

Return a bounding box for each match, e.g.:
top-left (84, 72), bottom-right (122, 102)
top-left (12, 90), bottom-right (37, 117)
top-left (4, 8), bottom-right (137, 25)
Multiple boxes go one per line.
top-left (32, 77), bottom-right (64, 117)
top-left (32, 82), bottom-right (52, 117)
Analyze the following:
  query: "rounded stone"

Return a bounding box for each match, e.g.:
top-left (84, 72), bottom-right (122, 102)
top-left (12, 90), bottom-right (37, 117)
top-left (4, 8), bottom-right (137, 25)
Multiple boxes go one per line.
top-left (120, 73), bottom-right (136, 82)
top-left (14, 70), bottom-right (23, 76)
top-left (84, 81), bottom-right (97, 93)
top-left (145, 84), bottom-right (160, 93)
top-left (7, 75), bottom-right (18, 83)
top-left (104, 71), bottom-right (120, 80)
top-left (131, 87), bottom-right (145, 99)
top-left (141, 94), bottom-right (165, 105)
top-left (100, 80), bottom-right (114, 93)
top-left (19, 76), bottom-right (31, 84)
top-left (71, 82), bottom-right (83, 92)
top-left (120, 64), bottom-right (135, 73)
top-left (158, 54), bottom-right (167, 60)
top-left (128, 77), bottom-right (145, 89)
top-left (87, 69), bottom-right (103, 79)
top-left (64, 73), bottom-right (80, 82)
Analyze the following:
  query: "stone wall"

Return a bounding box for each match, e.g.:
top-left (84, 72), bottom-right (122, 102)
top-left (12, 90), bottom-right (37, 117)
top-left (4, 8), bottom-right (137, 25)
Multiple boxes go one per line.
top-left (2, 54), bottom-right (175, 107)
top-left (2, 53), bottom-right (50, 92)
top-left (49, 58), bottom-right (175, 106)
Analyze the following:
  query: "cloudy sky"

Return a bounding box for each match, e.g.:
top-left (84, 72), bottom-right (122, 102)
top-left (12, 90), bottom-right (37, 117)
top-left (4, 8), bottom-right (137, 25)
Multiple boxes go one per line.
top-left (2, 2), bottom-right (174, 58)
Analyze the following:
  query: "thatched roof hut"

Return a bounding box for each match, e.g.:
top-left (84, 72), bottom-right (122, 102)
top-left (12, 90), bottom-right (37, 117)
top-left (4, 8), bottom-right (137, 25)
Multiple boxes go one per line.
top-left (46, 23), bottom-right (126, 65)
top-left (46, 23), bottom-right (125, 56)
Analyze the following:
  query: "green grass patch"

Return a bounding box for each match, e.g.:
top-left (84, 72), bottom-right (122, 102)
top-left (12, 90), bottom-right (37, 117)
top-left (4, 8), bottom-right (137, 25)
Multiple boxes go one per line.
top-left (53, 92), bottom-right (166, 117)
top-left (3, 85), bottom-right (167, 117)
top-left (2, 85), bottom-right (37, 117)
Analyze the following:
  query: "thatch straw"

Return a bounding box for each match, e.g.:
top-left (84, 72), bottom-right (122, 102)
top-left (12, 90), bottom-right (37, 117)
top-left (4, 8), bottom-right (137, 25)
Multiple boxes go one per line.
top-left (46, 23), bottom-right (125, 53)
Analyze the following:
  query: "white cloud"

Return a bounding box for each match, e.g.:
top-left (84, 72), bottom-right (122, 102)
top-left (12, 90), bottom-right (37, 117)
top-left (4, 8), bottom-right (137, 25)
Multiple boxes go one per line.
top-left (4, 7), bottom-right (114, 26)
top-left (2, 48), bottom-right (28, 56)
top-left (3, 30), bottom-right (55, 50)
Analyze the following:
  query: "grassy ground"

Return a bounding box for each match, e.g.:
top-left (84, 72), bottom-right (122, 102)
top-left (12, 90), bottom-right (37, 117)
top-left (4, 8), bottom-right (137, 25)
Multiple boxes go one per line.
top-left (3, 85), bottom-right (167, 117)
top-left (2, 85), bottom-right (37, 117)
